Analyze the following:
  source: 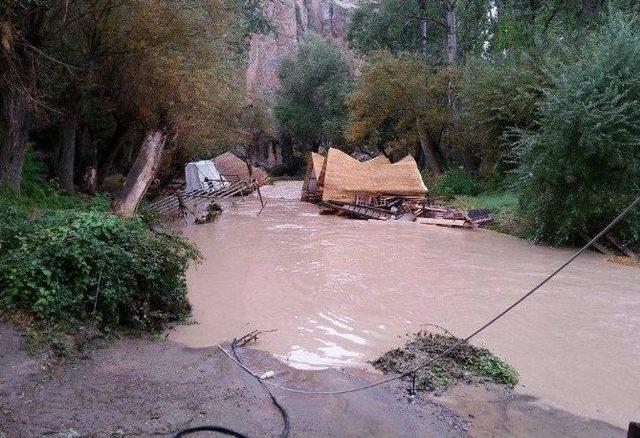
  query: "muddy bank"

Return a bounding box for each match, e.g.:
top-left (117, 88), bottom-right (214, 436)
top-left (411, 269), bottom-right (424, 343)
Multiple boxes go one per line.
top-left (0, 323), bottom-right (624, 437)
top-left (171, 181), bottom-right (640, 427)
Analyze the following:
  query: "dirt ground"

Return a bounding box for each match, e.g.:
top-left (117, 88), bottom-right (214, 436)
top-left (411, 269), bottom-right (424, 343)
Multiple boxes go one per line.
top-left (0, 323), bottom-right (623, 437)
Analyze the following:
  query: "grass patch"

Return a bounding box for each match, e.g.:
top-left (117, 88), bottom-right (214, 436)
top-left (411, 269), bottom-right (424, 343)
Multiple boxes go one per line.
top-left (451, 191), bottom-right (530, 237)
top-left (371, 331), bottom-right (518, 392)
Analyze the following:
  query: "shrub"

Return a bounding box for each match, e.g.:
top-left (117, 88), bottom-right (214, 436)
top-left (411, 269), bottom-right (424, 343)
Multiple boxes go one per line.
top-left (435, 169), bottom-right (481, 198)
top-left (515, 11), bottom-right (640, 246)
top-left (0, 210), bottom-right (199, 330)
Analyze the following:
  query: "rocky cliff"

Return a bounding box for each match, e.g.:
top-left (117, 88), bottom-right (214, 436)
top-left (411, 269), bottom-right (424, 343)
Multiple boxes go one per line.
top-left (246, 0), bottom-right (358, 100)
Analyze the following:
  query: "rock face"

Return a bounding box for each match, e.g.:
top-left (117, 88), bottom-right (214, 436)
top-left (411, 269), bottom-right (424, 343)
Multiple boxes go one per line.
top-left (247, 0), bottom-right (358, 101)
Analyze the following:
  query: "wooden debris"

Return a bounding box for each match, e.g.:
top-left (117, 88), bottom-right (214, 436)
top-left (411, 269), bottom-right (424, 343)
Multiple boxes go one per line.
top-left (582, 233), bottom-right (614, 255)
top-left (606, 233), bottom-right (638, 259)
top-left (322, 201), bottom-right (394, 221)
top-left (416, 217), bottom-right (472, 228)
top-left (317, 193), bottom-right (487, 229)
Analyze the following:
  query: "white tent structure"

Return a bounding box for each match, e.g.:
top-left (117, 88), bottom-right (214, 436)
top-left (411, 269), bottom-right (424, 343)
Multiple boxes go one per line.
top-left (185, 160), bottom-right (229, 193)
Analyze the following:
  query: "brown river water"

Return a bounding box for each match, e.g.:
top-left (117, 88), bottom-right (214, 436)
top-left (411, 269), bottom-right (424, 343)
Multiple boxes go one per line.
top-left (170, 181), bottom-right (640, 428)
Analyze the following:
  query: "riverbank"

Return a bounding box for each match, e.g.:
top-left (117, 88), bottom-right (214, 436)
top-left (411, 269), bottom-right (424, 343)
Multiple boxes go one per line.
top-left (0, 322), bottom-right (624, 437)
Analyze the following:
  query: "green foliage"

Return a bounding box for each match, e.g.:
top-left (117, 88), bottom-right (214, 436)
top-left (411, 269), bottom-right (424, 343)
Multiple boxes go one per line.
top-left (228, 0), bottom-right (274, 53)
top-left (347, 0), bottom-right (424, 55)
top-left (0, 150), bottom-right (110, 213)
top-left (451, 192), bottom-right (526, 237)
top-left (475, 354), bottom-right (519, 387)
top-left (372, 331), bottom-right (518, 392)
top-left (435, 169), bottom-right (481, 197)
top-left (347, 0), bottom-right (491, 61)
top-left (458, 55), bottom-right (547, 179)
top-left (0, 208), bottom-right (199, 330)
top-left (346, 51), bottom-right (453, 159)
top-left (451, 192), bottom-right (519, 213)
top-left (275, 34), bottom-right (353, 149)
top-left (515, 11), bottom-right (640, 246)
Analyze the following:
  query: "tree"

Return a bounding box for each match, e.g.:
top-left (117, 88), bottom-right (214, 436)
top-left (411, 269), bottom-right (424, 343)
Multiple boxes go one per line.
top-left (345, 51), bottom-right (454, 176)
top-left (104, 0), bottom-right (251, 216)
top-left (1, 0), bottom-right (270, 210)
top-left (274, 34), bottom-right (353, 153)
top-left (457, 54), bottom-right (547, 179)
top-left (514, 11), bottom-right (640, 246)
top-left (348, 0), bottom-right (489, 64)
top-left (0, 1), bottom-right (50, 191)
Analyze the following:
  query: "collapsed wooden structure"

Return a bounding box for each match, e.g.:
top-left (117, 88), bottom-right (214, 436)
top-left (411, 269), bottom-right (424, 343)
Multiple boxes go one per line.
top-left (149, 152), bottom-right (268, 220)
top-left (302, 148), bottom-right (489, 228)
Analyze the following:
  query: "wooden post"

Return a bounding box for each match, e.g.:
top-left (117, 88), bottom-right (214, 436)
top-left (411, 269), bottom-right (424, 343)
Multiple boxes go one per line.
top-left (628, 422), bottom-right (640, 438)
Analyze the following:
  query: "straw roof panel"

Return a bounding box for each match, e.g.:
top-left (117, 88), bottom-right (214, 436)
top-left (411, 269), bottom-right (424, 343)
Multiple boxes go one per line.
top-left (213, 152), bottom-right (269, 186)
top-left (319, 148), bottom-right (426, 203)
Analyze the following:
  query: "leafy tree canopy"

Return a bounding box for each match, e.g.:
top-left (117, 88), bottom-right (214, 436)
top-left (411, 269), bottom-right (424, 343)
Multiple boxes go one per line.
top-left (514, 11), bottom-right (640, 245)
top-left (274, 34), bottom-right (353, 151)
top-left (345, 51), bottom-right (453, 163)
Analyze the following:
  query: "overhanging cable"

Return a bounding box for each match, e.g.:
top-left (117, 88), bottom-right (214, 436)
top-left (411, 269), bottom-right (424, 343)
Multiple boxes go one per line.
top-left (220, 194), bottom-right (640, 395)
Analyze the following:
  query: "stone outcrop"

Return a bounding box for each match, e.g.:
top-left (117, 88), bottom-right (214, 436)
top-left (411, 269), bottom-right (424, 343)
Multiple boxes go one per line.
top-left (246, 0), bottom-right (359, 101)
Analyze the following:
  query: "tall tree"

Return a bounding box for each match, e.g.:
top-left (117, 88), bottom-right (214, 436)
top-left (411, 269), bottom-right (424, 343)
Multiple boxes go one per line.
top-left (275, 34), bottom-right (353, 152)
top-left (515, 11), bottom-right (640, 245)
top-left (0, 1), bottom-right (49, 191)
top-left (346, 52), bottom-right (454, 176)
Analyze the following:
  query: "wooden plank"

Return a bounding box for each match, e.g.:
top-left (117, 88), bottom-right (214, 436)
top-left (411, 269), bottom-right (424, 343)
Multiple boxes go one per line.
top-left (416, 217), bottom-right (471, 228)
top-left (606, 233), bottom-right (638, 259)
top-left (581, 233), bottom-right (613, 255)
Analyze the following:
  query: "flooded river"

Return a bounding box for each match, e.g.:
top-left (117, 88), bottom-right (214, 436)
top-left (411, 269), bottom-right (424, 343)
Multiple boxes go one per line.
top-left (170, 181), bottom-right (640, 428)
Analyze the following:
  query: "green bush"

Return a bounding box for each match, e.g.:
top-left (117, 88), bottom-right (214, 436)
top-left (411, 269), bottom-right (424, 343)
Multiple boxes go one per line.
top-left (435, 169), bottom-right (482, 198)
top-left (0, 210), bottom-right (199, 330)
top-left (515, 11), bottom-right (640, 246)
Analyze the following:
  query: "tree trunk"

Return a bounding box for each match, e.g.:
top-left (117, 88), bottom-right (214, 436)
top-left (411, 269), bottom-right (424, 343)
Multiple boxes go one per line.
top-left (0, 87), bottom-right (29, 192)
top-left (281, 132), bottom-right (294, 167)
top-left (111, 128), bottom-right (167, 218)
top-left (98, 125), bottom-right (128, 188)
top-left (445, 1), bottom-right (458, 66)
top-left (445, 0), bottom-right (458, 109)
top-left (57, 111), bottom-right (78, 193)
top-left (77, 122), bottom-right (97, 194)
top-left (416, 118), bottom-right (444, 177)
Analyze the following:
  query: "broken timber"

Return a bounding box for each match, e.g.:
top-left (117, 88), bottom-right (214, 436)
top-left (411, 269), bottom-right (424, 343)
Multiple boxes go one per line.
top-left (322, 202), bottom-right (395, 221)
top-left (149, 180), bottom-right (256, 218)
top-left (416, 217), bottom-right (474, 228)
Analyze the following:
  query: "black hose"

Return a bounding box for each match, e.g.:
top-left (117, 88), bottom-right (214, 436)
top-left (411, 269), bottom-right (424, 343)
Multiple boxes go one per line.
top-left (231, 340), bottom-right (291, 438)
top-left (173, 425), bottom-right (248, 437)
top-left (171, 340), bottom-right (291, 438)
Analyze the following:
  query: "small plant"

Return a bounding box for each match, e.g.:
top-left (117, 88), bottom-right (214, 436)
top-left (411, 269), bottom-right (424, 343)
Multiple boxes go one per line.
top-left (435, 169), bottom-right (482, 199)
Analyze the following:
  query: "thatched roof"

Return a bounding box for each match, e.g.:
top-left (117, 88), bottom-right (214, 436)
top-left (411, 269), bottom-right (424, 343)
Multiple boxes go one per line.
top-left (304, 148), bottom-right (427, 203)
top-left (213, 152), bottom-right (269, 186)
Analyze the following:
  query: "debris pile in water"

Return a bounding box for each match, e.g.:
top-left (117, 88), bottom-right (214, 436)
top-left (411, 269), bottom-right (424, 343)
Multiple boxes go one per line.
top-left (301, 148), bottom-right (492, 228)
top-left (371, 331), bottom-right (518, 392)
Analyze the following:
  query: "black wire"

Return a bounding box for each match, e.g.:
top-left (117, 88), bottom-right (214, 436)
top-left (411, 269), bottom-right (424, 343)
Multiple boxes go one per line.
top-left (171, 339), bottom-right (290, 438)
top-left (231, 340), bottom-right (291, 438)
top-left (173, 426), bottom-right (248, 438)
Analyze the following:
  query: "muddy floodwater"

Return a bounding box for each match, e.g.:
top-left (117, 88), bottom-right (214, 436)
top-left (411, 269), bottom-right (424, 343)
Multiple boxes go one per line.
top-left (170, 181), bottom-right (640, 428)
